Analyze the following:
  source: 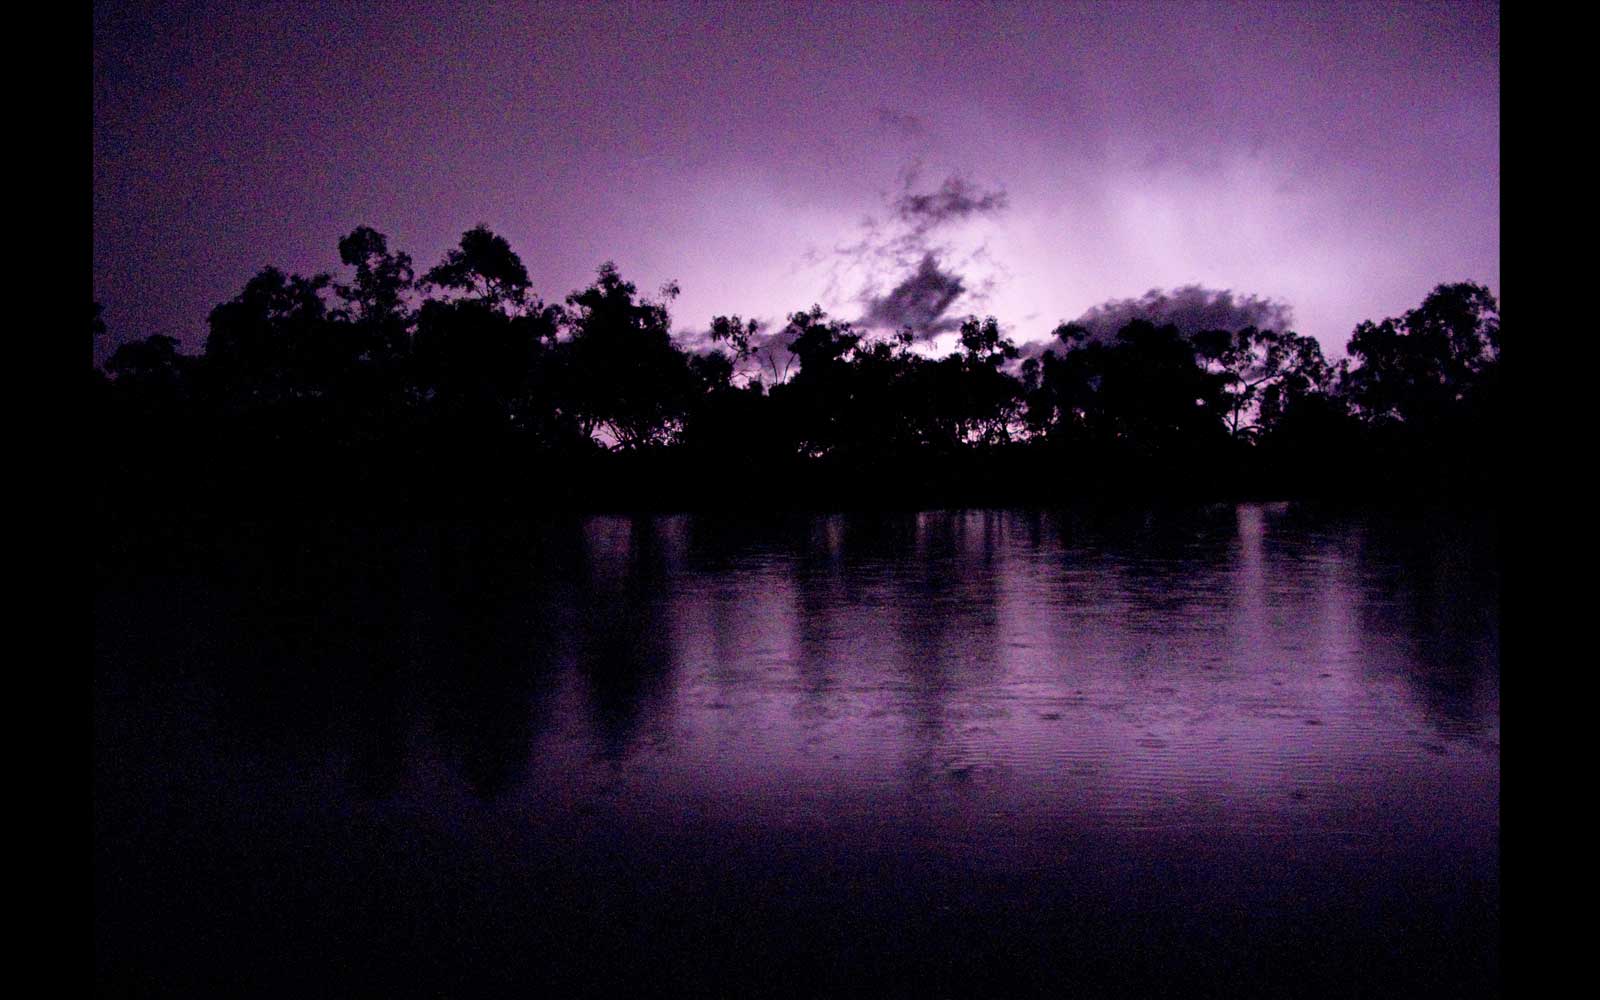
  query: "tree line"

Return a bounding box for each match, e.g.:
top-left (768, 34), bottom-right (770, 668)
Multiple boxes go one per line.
top-left (93, 224), bottom-right (1501, 513)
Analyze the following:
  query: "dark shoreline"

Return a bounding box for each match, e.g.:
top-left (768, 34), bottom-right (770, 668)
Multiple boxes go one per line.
top-left (95, 439), bottom-right (1496, 515)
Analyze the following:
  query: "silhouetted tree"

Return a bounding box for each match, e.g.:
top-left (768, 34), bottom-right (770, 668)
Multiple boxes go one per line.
top-left (422, 224), bottom-right (533, 312)
top-left (106, 334), bottom-right (186, 387)
top-left (203, 267), bottom-right (337, 411)
top-left (333, 227), bottom-right (414, 370)
top-left (1191, 326), bottom-right (1332, 439)
top-left (90, 216), bottom-right (1497, 511)
top-left (953, 316), bottom-right (1022, 444)
top-left (1036, 319), bottom-right (1231, 460)
top-left (679, 341), bottom-right (774, 464)
top-left (1343, 281), bottom-right (1499, 432)
top-left (770, 306), bottom-right (863, 458)
top-left (335, 226), bottom-right (415, 327)
top-left (842, 327), bottom-right (923, 456)
top-left (708, 314), bottom-right (759, 360)
top-left (562, 263), bottom-right (696, 449)
top-left (409, 227), bottom-right (568, 447)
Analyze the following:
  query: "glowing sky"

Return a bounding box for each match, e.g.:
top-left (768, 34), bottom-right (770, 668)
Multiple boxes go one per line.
top-left (93, 0), bottom-right (1498, 362)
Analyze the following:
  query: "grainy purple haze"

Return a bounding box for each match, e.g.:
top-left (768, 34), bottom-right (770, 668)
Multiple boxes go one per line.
top-left (93, 0), bottom-right (1498, 363)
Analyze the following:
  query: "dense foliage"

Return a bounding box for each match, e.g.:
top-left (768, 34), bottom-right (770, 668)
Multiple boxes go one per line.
top-left (94, 225), bottom-right (1501, 512)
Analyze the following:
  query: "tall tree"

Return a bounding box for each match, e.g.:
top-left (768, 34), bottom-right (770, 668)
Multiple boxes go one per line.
top-left (1191, 326), bottom-right (1332, 439)
top-left (335, 226), bottom-right (415, 327)
top-left (954, 316), bottom-right (1022, 444)
top-left (422, 225), bottom-right (532, 312)
top-left (203, 267), bottom-right (336, 407)
top-left (562, 263), bottom-right (696, 449)
top-left (770, 306), bottom-right (862, 458)
top-left (1343, 281), bottom-right (1499, 430)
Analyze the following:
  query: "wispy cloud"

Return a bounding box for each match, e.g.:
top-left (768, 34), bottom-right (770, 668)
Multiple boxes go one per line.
top-left (893, 174), bottom-right (1009, 237)
top-left (815, 162), bottom-right (1010, 340)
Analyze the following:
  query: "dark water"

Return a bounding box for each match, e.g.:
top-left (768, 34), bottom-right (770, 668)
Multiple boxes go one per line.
top-left (94, 505), bottom-right (1499, 997)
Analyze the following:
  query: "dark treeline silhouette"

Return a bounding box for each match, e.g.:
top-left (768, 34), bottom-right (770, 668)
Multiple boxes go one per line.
top-left (93, 224), bottom-right (1501, 518)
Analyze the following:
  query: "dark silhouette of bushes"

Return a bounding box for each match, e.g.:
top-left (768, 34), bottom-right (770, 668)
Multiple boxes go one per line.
top-left (92, 225), bottom-right (1501, 515)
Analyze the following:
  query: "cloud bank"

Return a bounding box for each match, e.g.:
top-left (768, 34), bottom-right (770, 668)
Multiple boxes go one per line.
top-left (1015, 285), bottom-right (1296, 363)
top-left (1073, 285), bottom-right (1293, 340)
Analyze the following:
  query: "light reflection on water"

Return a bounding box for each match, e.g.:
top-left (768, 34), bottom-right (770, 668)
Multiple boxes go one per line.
top-left (512, 506), bottom-right (1497, 846)
top-left (95, 503), bottom-right (1499, 995)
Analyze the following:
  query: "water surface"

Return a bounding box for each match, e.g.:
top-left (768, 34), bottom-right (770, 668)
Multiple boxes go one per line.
top-left (95, 504), bottom-right (1499, 996)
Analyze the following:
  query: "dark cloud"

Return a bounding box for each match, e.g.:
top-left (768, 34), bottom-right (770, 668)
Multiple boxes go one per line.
top-left (832, 166), bottom-right (1009, 340)
top-left (825, 166), bottom-right (1010, 282)
top-left (94, 3), bottom-right (1496, 359)
top-left (1072, 285), bottom-right (1294, 341)
top-left (860, 253), bottom-right (967, 338)
top-left (893, 175), bottom-right (1009, 236)
top-left (1013, 285), bottom-right (1296, 365)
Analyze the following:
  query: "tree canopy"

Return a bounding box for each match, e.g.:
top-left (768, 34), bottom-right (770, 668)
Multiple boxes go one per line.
top-left (93, 225), bottom-right (1501, 510)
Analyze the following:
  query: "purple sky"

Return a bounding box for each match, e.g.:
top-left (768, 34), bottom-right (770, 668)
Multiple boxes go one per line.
top-left (93, 0), bottom-right (1498, 363)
